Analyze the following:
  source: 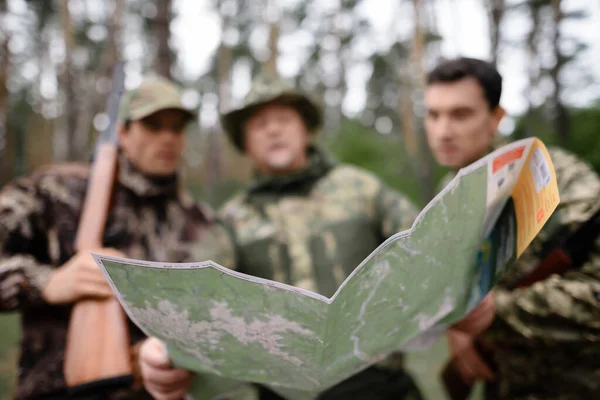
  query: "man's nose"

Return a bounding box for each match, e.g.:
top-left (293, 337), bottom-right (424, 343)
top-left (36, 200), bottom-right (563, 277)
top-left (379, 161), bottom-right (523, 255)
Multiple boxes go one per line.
top-left (435, 117), bottom-right (454, 140)
top-left (265, 120), bottom-right (281, 137)
top-left (157, 128), bottom-right (180, 142)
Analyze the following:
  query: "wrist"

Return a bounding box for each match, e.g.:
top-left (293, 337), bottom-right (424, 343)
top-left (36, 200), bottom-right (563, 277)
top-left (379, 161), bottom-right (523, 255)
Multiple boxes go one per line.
top-left (130, 340), bottom-right (145, 390)
top-left (8, 255), bottom-right (57, 306)
top-left (40, 269), bottom-right (60, 303)
top-left (40, 267), bottom-right (72, 305)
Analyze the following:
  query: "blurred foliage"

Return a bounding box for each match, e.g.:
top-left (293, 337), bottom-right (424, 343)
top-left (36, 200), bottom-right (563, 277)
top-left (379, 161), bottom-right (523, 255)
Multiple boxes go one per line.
top-left (0, 314), bottom-right (19, 400)
top-left (512, 105), bottom-right (600, 173)
top-left (190, 178), bottom-right (246, 210)
top-left (323, 119), bottom-right (450, 207)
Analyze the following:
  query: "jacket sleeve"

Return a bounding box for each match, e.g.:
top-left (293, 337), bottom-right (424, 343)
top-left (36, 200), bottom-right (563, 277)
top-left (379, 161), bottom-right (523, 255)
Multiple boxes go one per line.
top-left (0, 177), bottom-right (55, 311)
top-left (374, 182), bottom-right (421, 239)
top-left (488, 147), bottom-right (600, 343)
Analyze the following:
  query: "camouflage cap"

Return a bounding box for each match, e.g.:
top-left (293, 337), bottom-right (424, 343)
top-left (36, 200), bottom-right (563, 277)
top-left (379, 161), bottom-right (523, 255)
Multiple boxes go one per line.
top-left (118, 75), bottom-right (196, 123)
top-left (220, 73), bottom-right (323, 152)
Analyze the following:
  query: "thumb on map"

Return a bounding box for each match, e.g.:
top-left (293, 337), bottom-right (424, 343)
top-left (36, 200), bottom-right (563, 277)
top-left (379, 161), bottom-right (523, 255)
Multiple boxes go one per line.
top-left (142, 337), bottom-right (173, 369)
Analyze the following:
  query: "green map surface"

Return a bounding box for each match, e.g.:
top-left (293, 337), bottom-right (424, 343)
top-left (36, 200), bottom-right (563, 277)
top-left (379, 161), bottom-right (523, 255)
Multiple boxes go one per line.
top-left (94, 138), bottom-right (557, 400)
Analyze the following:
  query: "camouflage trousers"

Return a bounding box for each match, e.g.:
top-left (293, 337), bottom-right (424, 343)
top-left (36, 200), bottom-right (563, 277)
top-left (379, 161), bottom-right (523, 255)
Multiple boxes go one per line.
top-left (256, 366), bottom-right (424, 400)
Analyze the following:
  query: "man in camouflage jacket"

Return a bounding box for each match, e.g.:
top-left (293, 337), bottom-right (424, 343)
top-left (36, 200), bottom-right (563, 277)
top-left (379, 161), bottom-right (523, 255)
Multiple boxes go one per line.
top-left (425, 57), bottom-right (600, 399)
top-left (138, 73), bottom-right (427, 400)
top-left (0, 76), bottom-right (216, 400)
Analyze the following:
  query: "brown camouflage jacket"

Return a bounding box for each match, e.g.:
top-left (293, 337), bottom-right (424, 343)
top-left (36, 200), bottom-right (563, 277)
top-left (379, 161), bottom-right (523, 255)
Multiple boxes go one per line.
top-left (439, 143), bottom-right (600, 399)
top-left (0, 154), bottom-right (214, 400)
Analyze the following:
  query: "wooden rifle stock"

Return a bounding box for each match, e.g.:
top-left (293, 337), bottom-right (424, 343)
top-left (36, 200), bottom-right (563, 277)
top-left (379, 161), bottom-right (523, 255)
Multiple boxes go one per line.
top-left (440, 206), bottom-right (600, 400)
top-left (63, 63), bottom-right (133, 394)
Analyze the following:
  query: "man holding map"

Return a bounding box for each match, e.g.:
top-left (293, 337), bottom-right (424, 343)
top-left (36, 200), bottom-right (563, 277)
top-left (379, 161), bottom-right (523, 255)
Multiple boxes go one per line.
top-left (424, 57), bottom-right (600, 399)
top-left (140, 73), bottom-right (425, 399)
top-left (133, 72), bottom-right (512, 400)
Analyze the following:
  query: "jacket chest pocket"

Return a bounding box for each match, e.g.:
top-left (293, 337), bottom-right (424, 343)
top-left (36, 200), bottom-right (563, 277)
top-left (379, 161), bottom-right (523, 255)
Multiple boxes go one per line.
top-left (315, 216), bottom-right (380, 276)
top-left (238, 235), bottom-right (291, 284)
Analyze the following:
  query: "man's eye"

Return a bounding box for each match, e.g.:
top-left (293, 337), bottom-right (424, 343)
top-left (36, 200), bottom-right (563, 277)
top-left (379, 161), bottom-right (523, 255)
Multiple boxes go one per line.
top-left (172, 124), bottom-right (186, 133)
top-left (453, 110), bottom-right (472, 119)
top-left (143, 120), bottom-right (160, 131)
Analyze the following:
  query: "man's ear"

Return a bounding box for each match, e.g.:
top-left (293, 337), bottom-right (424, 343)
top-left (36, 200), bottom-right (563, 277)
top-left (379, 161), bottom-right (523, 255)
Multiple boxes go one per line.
top-left (490, 106), bottom-right (506, 133)
top-left (118, 123), bottom-right (128, 144)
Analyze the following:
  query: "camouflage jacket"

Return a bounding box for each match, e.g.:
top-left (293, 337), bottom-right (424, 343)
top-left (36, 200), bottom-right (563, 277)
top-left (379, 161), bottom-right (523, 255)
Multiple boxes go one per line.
top-left (195, 145), bottom-right (420, 377)
top-left (218, 145), bottom-right (419, 297)
top-left (438, 144), bottom-right (600, 399)
top-left (0, 155), bottom-right (214, 400)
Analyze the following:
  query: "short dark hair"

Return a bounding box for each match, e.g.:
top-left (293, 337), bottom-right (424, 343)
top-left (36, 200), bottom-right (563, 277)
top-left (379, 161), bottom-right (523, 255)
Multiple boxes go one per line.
top-left (426, 57), bottom-right (502, 110)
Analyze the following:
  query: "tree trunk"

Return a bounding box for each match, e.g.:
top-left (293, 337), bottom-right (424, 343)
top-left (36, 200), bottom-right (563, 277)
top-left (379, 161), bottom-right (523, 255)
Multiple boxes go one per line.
top-left (154, 0), bottom-right (173, 79)
top-left (12, 94), bottom-right (27, 178)
top-left (75, 0), bottom-right (125, 158)
top-left (207, 2), bottom-right (234, 204)
top-left (550, 0), bottom-right (569, 143)
top-left (410, 0), bottom-right (434, 203)
top-left (0, 0), bottom-right (9, 183)
top-left (104, 0), bottom-right (124, 78)
top-left (323, 7), bottom-right (346, 137)
top-left (398, 74), bottom-right (417, 158)
top-left (518, 2), bottom-right (542, 140)
top-left (488, 0), bottom-right (505, 65)
top-left (263, 0), bottom-right (280, 77)
top-left (59, 0), bottom-right (77, 161)
top-left (425, 0), bottom-right (442, 61)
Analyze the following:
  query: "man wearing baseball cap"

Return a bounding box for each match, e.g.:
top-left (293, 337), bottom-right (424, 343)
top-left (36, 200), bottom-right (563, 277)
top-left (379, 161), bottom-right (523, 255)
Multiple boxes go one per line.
top-left (0, 75), bottom-right (216, 400)
top-left (117, 75), bottom-right (196, 177)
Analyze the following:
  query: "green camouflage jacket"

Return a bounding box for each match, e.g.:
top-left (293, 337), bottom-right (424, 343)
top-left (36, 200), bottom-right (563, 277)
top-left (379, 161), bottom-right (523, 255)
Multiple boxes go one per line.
top-left (217, 145), bottom-right (418, 297)
top-left (0, 155), bottom-right (214, 400)
top-left (438, 144), bottom-right (600, 399)
top-left (190, 145), bottom-right (421, 397)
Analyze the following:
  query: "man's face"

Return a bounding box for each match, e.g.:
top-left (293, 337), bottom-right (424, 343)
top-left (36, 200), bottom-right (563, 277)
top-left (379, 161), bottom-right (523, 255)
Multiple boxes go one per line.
top-left (243, 103), bottom-right (309, 175)
top-left (424, 77), bottom-right (505, 169)
top-left (119, 108), bottom-right (190, 176)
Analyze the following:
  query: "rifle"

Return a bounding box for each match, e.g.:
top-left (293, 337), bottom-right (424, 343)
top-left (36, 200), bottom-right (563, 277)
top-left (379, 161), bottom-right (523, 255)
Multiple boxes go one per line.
top-left (441, 205), bottom-right (600, 400)
top-left (63, 62), bottom-right (134, 396)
